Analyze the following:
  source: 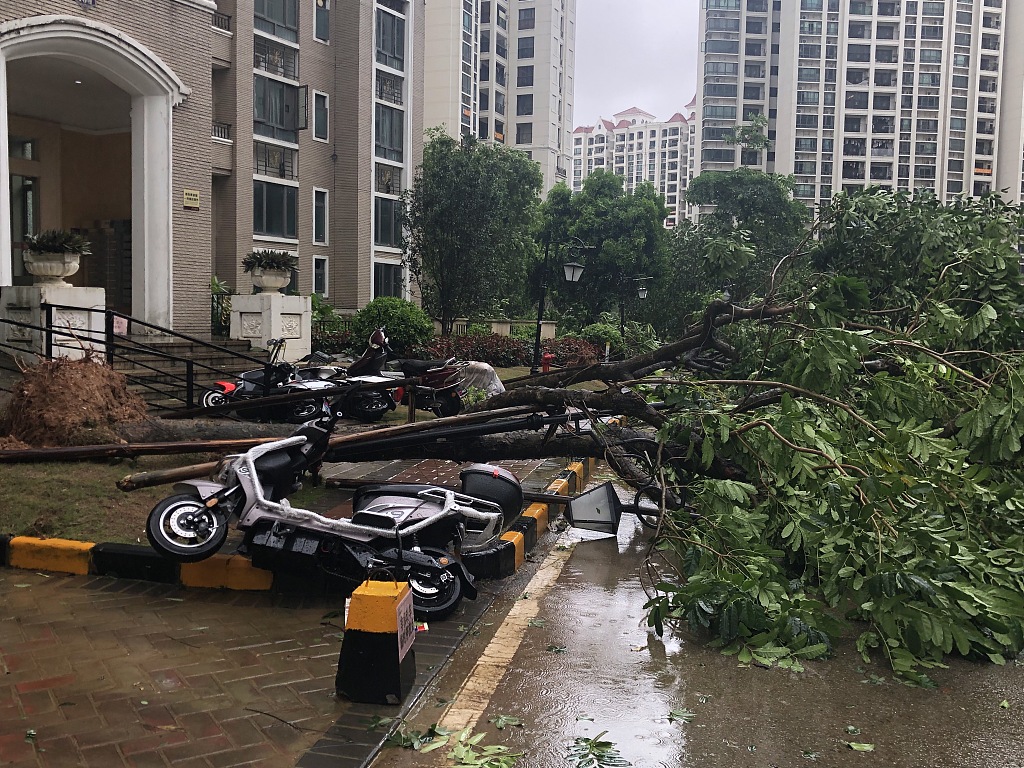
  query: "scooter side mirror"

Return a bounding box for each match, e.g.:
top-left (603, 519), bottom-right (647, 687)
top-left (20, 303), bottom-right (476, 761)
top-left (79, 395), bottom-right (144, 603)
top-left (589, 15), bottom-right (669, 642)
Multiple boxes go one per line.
top-left (566, 482), bottom-right (622, 535)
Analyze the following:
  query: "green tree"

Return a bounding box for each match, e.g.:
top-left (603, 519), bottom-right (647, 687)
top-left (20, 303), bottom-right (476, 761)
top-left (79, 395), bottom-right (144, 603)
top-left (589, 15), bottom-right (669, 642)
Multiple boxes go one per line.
top-left (545, 171), bottom-right (670, 330)
top-left (404, 131), bottom-right (543, 334)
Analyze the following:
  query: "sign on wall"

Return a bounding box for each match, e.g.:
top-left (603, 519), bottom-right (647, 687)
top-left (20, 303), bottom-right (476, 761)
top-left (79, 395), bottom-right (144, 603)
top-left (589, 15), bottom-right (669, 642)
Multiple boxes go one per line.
top-left (75, 0), bottom-right (97, 8)
top-left (183, 190), bottom-right (200, 210)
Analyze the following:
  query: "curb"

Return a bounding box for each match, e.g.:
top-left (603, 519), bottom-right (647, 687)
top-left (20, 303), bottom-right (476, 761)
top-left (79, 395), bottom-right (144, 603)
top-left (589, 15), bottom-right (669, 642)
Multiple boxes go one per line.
top-left (0, 458), bottom-right (594, 591)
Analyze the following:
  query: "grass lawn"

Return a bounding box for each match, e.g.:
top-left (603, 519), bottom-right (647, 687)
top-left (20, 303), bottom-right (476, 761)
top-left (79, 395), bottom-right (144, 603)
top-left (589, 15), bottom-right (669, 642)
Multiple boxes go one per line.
top-left (0, 364), bottom-right (599, 544)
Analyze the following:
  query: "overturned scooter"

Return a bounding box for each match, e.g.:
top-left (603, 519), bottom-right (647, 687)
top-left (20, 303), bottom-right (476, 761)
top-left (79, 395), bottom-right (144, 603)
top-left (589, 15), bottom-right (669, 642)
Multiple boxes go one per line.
top-left (144, 399), bottom-right (514, 620)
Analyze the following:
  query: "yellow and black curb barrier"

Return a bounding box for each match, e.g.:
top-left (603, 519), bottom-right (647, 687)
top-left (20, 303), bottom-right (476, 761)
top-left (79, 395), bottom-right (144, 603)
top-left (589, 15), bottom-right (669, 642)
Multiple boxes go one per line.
top-left (0, 458), bottom-right (594, 591)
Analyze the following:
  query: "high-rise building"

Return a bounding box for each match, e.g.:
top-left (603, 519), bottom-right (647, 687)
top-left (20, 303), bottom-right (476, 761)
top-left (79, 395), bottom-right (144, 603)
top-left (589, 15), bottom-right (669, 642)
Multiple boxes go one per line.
top-left (423, 0), bottom-right (576, 192)
top-left (1, 0), bottom-right (425, 334)
top-left (572, 108), bottom-right (692, 228)
top-left (695, 0), bottom-right (1024, 210)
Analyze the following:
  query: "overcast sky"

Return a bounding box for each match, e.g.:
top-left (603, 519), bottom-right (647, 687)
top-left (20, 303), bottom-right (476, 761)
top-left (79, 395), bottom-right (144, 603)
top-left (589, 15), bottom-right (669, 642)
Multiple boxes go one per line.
top-left (573, 0), bottom-right (700, 127)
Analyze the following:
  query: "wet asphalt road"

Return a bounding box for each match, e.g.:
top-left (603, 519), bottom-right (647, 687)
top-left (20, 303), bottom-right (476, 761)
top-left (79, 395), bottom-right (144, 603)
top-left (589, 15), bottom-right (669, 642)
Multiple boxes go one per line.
top-left (371, 517), bottom-right (1024, 768)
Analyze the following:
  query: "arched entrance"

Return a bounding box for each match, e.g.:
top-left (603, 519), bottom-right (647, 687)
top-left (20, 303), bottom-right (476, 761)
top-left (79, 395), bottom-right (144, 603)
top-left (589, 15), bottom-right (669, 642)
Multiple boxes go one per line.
top-left (0, 15), bottom-right (190, 327)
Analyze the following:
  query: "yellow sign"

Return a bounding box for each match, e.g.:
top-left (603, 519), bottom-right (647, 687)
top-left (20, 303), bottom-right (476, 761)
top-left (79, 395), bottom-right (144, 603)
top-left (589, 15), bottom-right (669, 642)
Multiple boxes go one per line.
top-left (183, 189), bottom-right (200, 210)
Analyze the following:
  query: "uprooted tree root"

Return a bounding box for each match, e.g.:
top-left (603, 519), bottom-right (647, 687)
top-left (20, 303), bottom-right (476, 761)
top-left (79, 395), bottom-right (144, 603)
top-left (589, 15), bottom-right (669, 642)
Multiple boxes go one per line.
top-left (0, 355), bottom-right (147, 447)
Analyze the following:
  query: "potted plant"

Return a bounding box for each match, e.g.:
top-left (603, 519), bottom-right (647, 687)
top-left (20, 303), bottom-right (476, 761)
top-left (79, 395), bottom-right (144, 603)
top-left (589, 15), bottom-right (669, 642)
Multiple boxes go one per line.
top-left (242, 249), bottom-right (298, 294)
top-left (23, 229), bottom-right (91, 286)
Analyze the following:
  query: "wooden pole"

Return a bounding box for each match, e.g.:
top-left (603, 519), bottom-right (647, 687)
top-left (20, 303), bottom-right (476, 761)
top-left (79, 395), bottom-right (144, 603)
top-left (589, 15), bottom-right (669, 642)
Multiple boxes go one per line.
top-left (115, 405), bottom-right (541, 491)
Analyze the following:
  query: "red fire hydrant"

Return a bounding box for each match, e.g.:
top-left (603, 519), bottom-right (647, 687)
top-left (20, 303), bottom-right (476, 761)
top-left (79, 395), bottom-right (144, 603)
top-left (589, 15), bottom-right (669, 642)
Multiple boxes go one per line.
top-left (541, 352), bottom-right (555, 373)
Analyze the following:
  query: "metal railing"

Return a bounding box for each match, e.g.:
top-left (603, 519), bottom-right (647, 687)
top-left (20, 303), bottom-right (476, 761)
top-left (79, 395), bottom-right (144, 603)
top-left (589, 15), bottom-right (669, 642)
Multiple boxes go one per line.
top-left (0, 305), bottom-right (279, 411)
top-left (212, 121), bottom-right (232, 140)
top-left (213, 11), bottom-right (232, 31)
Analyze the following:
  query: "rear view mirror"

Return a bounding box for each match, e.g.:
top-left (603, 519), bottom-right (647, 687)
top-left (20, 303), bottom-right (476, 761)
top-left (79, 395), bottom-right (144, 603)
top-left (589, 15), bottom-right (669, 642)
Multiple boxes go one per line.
top-left (566, 482), bottom-right (622, 535)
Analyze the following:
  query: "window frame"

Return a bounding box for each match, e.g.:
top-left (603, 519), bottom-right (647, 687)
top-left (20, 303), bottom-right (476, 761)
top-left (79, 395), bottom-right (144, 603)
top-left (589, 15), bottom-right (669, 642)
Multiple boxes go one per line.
top-left (314, 0), bottom-right (330, 43)
top-left (313, 187), bottom-right (329, 245)
top-left (313, 255), bottom-right (328, 296)
top-left (313, 90), bottom-right (329, 142)
top-left (253, 179), bottom-right (299, 241)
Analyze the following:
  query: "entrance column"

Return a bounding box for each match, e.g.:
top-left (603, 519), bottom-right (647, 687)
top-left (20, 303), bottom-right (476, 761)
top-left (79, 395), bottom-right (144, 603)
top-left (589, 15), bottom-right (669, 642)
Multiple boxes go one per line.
top-left (0, 51), bottom-right (11, 286)
top-left (132, 92), bottom-right (174, 328)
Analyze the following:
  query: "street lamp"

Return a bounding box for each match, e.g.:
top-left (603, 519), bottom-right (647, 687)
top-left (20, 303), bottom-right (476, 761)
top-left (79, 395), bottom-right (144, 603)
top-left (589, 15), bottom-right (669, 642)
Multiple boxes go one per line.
top-left (619, 276), bottom-right (652, 339)
top-left (531, 237), bottom-right (592, 375)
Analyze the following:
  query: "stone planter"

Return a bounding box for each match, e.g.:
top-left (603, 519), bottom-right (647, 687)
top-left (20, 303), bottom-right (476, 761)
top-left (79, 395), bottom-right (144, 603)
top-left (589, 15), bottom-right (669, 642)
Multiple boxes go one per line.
top-left (23, 251), bottom-right (81, 286)
top-left (250, 268), bottom-right (291, 294)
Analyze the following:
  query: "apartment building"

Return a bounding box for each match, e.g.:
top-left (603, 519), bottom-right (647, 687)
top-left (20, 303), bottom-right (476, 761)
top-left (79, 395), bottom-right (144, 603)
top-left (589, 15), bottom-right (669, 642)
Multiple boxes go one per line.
top-left (1, 0), bottom-right (424, 335)
top-left (572, 107), bottom-right (691, 228)
top-left (424, 0), bottom-right (576, 192)
top-left (696, 0), bottom-right (1024, 210)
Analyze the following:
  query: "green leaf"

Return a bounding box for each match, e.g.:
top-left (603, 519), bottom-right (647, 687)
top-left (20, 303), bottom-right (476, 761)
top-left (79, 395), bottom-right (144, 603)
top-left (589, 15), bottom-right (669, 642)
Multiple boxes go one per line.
top-left (668, 708), bottom-right (696, 724)
top-left (845, 742), bottom-right (875, 752)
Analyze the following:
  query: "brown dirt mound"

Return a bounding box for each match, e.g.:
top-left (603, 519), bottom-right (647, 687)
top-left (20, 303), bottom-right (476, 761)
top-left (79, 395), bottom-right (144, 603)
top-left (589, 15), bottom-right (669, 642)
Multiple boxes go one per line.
top-left (0, 355), bottom-right (147, 447)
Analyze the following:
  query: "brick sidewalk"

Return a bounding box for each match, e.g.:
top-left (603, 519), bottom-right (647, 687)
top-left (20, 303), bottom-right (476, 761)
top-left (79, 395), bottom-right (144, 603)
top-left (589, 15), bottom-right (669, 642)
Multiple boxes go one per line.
top-left (0, 459), bottom-right (569, 767)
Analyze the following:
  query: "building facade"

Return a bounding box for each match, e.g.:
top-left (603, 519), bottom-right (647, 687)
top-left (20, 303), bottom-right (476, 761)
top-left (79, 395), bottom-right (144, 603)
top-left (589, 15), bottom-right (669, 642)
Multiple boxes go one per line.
top-left (695, 0), bottom-right (1024, 210)
top-left (423, 0), bottom-right (575, 192)
top-left (571, 107), bottom-right (691, 228)
top-left (1, 0), bottom-right (424, 335)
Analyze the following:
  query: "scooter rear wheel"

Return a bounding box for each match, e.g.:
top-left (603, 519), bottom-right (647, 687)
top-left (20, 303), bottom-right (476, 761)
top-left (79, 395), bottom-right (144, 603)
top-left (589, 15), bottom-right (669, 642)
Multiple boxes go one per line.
top-left (201, 388), bottom-right (229, 410)
top-left (433, 394), bottom-right (463, 418)
top-left (146, 494), bottom-right (228, 563)
top-left (408, 548), bottom-right (464, 621)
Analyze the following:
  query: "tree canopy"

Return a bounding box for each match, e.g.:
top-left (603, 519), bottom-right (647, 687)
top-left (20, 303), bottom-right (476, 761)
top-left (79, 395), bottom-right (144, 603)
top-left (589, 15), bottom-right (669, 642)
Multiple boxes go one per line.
top-left (404, 131), bottom-right (543, 334)
top-left (539, 172), bottom-right (670, 330)
top-left (469, 187), bottom-right (1024, 684)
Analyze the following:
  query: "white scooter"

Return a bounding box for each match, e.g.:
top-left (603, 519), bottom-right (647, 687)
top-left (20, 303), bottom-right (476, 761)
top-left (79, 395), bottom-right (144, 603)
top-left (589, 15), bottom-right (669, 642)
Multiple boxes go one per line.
top-left (145, 402), bottom-right (519, 620)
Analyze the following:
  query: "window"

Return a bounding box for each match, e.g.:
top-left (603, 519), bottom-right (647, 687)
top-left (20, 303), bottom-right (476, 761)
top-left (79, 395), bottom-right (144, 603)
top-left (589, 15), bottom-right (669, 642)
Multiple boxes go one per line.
top-left (706, 40), bottom-right (740, 54)
top-left (846, 92), bottom-right (869, 109)
top-left (920, 49), bottom-right (942, 64)
top-left (313, 91), bottom-right (328, 141)
top-left (313, 188), bottom-right (328, 244)
top-left (480, 1), bottom-right (490, 23)
top-left (847, 44), bottom-right (870, 62)
top-left (518, 36), bottom-right (534, 58)
top-left (705, 61), bottom-right (739, 75)
top-left (795, 113), bottom-right (819, 128)
top-left (374, 262), bottom-right (404, 298)
top-left (375, 104), bottom-right (404, 161)
top-left (374, 197), bottom-right (403, 247)
top-left (798, 67), bottom-right (820, 82)
top-left (705, 83), bottom-right (738, 97)
top-left (516, 122), bottom-right (532, 144)
top-left (516, 94), bottom-right (533, 115)
top-left (254, 180), bottom-right (297, 239)
top-left (702, 148), bottom-right (736, 163)
top-left (253, 76), bottom-right (305, 143)
top-left (703, 105), bottom-right (737, 119)
top-left (376, 10), bottom-right (405, 70)
top-left (255, 0), bottom-right (298, 41)
top-left (795, 137), bottom-right (818, 152)
top-left (517, 65), bottom-right (533, 87)
top-left (518, 7), bottom-right (535, 29)
top-left (479, 89), bottom-right (489, 111)
top-left (315, 0), bottom-right (329, 42)
top-left (495, 91), bottom-right (505, 115)
top-left (313, 256), bottom-right (327, 296)
top-left (745, 41), bottom-right (765, 56)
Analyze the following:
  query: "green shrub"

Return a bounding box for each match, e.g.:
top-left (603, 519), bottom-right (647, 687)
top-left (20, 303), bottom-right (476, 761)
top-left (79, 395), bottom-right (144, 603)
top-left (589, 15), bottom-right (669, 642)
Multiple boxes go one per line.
top-left (466, 322), bottom-right (491, 336)
top-left (579, 322), bottom-right (622, 351)
top-left (417, 333), bottom-right (531, 367)
top-left (241, 249), bottom-right (298, 273)
top-left (351, 297), bottom-right (434, 356)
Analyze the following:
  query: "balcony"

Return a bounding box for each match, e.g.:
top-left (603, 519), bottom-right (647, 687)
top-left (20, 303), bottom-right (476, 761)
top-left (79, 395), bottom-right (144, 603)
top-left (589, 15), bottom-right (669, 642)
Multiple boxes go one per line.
top-left (211, 12), bottom-right (232, 69)
top-left (212, 122), bottom-right (233, 176)
top-left (376, 72), bottom-right (403, 105)
top-left (254, 37), bottom-right (299, 80)
top-left (254, 141), bottom-right (298, 180)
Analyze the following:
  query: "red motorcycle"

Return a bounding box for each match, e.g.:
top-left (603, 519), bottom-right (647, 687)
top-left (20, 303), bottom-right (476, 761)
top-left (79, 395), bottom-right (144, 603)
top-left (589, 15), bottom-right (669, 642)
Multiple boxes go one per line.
top-left (387, 357), bottom-right (468, 418)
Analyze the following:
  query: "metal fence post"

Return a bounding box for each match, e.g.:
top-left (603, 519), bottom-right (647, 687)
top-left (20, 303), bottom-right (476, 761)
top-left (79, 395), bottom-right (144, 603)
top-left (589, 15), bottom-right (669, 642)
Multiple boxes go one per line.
top-left (43, 303), bottom-right (54, 359)
top-left (104, 311), bottom-right (115, 366)
top-left (185, 359), bottom-right (195, 409)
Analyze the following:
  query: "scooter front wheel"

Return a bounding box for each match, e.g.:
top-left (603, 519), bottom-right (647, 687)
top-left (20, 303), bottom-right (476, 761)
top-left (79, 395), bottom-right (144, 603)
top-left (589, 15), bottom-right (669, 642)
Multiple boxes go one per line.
top-left (408, 549), bottom-right (464, 621)
top-left (146, 494), bottom-right (228, 563)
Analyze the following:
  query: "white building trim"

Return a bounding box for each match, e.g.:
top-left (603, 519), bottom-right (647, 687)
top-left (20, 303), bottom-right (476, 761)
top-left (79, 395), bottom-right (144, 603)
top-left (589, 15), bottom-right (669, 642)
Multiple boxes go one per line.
top-left (0, 15), bottom-right (190, 327)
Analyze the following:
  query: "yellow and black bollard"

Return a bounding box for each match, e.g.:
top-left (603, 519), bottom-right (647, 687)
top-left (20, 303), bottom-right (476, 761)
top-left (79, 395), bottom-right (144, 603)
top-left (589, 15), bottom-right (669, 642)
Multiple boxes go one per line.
top-left (335, 580), bottom-right (417, 705)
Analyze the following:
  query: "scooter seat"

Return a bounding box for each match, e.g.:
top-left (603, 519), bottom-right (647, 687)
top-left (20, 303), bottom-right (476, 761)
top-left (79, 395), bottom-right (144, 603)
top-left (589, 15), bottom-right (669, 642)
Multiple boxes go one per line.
top-left (351, 495), bottom-right (445, 529)
top-left (353, 483), bottom-right (436, 511)
top-left (400, 359), bottom-right (449, 376)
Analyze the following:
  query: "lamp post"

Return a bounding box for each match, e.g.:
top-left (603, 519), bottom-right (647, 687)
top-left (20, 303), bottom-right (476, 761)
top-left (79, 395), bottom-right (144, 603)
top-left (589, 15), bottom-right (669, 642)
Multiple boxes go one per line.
top-left (531, 236), bottom-right (591, 375)
top-left (619, 275), bottom-right (651, 340)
